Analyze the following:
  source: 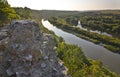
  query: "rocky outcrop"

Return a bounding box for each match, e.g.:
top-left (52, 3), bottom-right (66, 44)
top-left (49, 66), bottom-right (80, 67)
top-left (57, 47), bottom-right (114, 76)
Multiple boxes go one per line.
top-left (0, 20), bottom-right (70, 77)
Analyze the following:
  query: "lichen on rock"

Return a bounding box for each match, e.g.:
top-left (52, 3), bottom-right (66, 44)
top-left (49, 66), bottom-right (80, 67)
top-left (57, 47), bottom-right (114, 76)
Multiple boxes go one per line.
top-left (0, 20), bottom-right (70, 77)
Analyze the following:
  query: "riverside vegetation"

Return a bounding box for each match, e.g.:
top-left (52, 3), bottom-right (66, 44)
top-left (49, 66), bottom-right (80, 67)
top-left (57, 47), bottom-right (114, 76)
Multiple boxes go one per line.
top-left (48, 16), bottom-right (120, 54)
top-left (0, 0), bottom-right (120, 76)
top-left (79, 11), bottom-right (120, 38)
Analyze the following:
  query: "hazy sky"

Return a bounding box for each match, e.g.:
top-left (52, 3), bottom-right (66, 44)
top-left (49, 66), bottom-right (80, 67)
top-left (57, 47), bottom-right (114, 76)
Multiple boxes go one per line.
top-left (7, 0), bottom-right (120, 11)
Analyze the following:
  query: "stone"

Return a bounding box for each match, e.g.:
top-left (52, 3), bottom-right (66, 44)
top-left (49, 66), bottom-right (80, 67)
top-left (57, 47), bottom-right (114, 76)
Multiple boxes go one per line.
top-left (0, 52), bottom-right (3, 56)
top-left (62, 67), bottom-right (69, 75)
top-left (50, 59), bottom-right (54, 62)
top-left (41, 63), bottom-right (46, 68)
top-left (44, 56), bottom-right (48, 60)
top-left (53, 46), bottom-right (57, 50)
top-left (62, 70), bottom-right (68, 75)
top-left (0, 37), bottom-right (9, 45)
top-left (58, 59), bottom-right (64, 67)
top-left (0, 32), bottom-right (7, 36)
top-left (11, 44), bottom-right (19, 49)
top-left (6, 67), bottom-right (14, 76)
top-left (43, 41), bottom-right (48, 45)
top-left (53, 67), bottom-right (57, 72)
top-left (0, 56), bottom-right (3, 61)
top-left (0, 32), bottom-right (8, 40)
top-left (0, 20), bottom-right (70, 77)
top-left (24, 54), bottom-right (32, 61)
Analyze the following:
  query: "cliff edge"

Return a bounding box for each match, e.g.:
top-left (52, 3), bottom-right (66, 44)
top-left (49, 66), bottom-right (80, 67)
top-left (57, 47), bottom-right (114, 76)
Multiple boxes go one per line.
top-left (0, 20), bottom-right (70, 77)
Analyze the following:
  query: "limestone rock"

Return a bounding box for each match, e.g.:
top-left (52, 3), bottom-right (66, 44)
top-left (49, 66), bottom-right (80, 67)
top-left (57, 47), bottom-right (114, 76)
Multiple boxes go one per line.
top-left (0, 20), bottom-right (70, 77)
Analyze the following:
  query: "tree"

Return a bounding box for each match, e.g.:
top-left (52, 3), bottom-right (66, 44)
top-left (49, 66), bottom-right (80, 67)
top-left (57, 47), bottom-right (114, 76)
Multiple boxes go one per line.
top-left (0, 0), bottom-right (20, 26)
top-left (14, 7), bottom-right (32, 19)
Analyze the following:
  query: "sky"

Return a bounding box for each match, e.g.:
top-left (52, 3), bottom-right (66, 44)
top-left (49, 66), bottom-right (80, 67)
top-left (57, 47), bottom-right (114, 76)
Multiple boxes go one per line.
top-left (7, 0), bottom-right (120, 11)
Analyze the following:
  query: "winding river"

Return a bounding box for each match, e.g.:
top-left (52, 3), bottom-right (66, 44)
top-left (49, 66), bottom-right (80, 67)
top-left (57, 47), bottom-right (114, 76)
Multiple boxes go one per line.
top-left (42, 20), bottom-right (120, 74)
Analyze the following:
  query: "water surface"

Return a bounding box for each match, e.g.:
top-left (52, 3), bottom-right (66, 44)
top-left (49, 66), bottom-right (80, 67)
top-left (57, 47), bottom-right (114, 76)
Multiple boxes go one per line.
top-left (77, 21), bottom-right (112, 36)
top-left (42, 20), bottom-right (120, 74)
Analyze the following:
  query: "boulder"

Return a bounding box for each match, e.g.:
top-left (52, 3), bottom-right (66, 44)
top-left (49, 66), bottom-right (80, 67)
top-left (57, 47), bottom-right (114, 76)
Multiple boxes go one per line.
top-left (0, 20), bottom-right (70, 77)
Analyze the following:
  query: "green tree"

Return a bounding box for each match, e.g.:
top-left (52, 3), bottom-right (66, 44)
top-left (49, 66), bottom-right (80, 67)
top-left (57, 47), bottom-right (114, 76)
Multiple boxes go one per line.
top-left (0, 0), bottom-right (20, 26)
top-left (14, 7), bottom-right (32, 19)
top-left (57, 42), bottom-right (119, 77)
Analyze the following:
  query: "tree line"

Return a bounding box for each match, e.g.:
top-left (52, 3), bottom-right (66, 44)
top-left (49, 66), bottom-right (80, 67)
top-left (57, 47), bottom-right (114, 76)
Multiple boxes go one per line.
top-left (48, 17), bottom-right (120, 53)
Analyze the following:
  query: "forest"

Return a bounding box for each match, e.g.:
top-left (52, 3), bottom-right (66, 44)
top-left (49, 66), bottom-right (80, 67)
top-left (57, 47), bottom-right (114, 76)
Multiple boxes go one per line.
top-left (54, 11), bottom-right (120, 38)
top-left (79, 11), bottom-right (120, 37)
top-left (0, 0), bottom-right (120, 76)
top-left (48, 16), bottom-right (120, 53)
top-left (57, 42), bottom-right (119, 77)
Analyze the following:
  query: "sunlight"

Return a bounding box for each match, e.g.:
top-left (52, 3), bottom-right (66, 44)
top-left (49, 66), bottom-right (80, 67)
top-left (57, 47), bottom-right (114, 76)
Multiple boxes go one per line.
top-left (1, 0), bottom-right (120, 76)
top-left (8, 0), bottom-right (72, 10)
top-left (7, 0), bottom-right (120, 10)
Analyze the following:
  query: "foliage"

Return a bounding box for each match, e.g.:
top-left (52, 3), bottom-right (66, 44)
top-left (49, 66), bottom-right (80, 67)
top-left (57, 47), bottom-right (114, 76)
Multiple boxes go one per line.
top-left (48, 17), bottom-right (120, 53)
top-left (104, 45), bottom-right (120, 53)
top-left (0, 2), bottom-right (119, 76)
top-left (78, 11), bottom-right (120, 38)
top-left (34, 10), bottom-right (79, 19)
top-left (57, 42), bottom-right (119, 77)
top-left (50, 10), bottom-right (120, 38)
top-left (0, 0), bottom-right (20, 26)
top-left (14, 7), bottom-right (32, 19)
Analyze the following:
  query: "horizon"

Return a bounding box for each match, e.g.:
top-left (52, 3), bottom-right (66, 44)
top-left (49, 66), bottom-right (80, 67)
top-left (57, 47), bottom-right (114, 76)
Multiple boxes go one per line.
top-left (12, 7), bottom-right (120, 12)
top-left (8, 0), bottom-right (120, 11)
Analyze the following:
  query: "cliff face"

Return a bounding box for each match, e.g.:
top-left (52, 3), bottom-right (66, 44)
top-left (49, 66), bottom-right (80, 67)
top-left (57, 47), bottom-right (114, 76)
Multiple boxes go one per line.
top-left (0, 20), bottom-right (70, 77)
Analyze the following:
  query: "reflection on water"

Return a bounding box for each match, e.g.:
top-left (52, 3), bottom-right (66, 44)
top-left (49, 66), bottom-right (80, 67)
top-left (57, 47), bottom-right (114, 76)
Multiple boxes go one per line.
top-left (77, 21), bottom-right (112, 36)
top-left (42, 20), bottom-right (120, 74)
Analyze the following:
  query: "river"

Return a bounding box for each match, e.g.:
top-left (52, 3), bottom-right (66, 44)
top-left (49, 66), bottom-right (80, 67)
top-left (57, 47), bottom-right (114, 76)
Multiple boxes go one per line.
top-left (42, 20), bottom-right (120, 74)
top-left (77, 21), bottom-right (112, 36)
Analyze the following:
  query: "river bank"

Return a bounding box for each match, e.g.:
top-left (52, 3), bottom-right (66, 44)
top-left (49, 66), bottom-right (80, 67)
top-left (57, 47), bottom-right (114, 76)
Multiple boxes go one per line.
top-left (42, 19), bottom-right (120, 74)
top-left (48, 17), bottom-right (120, 54)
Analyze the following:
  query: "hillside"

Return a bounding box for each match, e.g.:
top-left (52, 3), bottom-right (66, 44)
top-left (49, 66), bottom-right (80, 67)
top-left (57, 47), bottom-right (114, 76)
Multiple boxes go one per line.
top-left (0, 0), bottom-right (120, 77)
top-left (31, 10), bottom-right (80, 19)
top-left (0, 20), bottom-right (70, 77)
